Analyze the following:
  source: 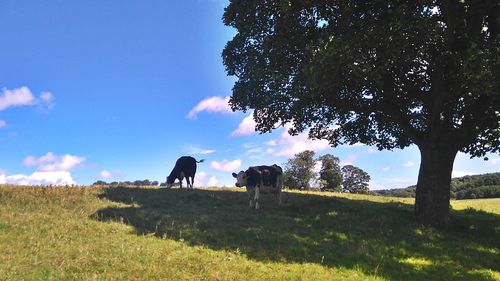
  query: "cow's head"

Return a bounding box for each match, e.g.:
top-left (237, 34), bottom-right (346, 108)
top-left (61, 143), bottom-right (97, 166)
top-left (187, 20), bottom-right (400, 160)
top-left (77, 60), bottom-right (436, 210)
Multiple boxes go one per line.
top-left (232, 171), bottom-right (247, 187)
top-left (166, 175), bottom-right (175, 188)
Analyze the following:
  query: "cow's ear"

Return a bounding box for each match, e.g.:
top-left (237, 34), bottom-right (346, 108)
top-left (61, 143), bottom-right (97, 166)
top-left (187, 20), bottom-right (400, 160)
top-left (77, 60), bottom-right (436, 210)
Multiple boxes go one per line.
top-left (232, 173), bottom-right (237, 178)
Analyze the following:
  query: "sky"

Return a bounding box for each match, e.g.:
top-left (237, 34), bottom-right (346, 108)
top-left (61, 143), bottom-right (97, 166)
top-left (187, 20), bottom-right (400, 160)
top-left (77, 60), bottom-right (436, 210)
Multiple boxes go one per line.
top-left (0, 1), bottom-right (498, 189)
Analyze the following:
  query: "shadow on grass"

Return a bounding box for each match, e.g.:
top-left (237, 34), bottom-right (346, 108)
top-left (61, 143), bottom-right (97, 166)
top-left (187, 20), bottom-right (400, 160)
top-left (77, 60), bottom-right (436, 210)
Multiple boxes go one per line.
top-left (92, 187), bottom-right (500, 281)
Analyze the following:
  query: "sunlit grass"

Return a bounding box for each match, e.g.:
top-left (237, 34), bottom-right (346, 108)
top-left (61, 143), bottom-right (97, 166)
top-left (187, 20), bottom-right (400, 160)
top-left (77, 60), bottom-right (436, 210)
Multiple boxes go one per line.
top-left (450, 198), bottom-right (500, 214)
top-left (0, 185), bottom-right (498, 281)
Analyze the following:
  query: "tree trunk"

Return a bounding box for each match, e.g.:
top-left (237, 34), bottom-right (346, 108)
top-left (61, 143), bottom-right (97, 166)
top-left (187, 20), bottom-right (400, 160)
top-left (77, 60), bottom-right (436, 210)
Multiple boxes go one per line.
top-left (414, 144), bottom-right (458, 227)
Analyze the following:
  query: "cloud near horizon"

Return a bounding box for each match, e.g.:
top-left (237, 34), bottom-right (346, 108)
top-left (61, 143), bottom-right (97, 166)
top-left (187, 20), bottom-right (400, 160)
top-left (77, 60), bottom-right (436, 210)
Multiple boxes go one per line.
top-left (24, 152), bottom-right (86, 172)
top-left (187, 96), bottom-right (233, 119)
top-left (98, 170), bottom-right (113, 179)
top-left (0, 171), bottom-right (76, 186)
top-left (0, 152), bottom-right (86, 186)
top-left (195, 172), bottom-right (220, 187)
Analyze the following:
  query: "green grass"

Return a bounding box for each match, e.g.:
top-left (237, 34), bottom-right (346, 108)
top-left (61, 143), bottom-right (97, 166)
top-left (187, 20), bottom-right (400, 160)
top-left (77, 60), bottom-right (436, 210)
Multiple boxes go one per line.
top-left (0, 185), bottom-right (498, 280)
top-left (450, 198), bottom-right (500, 214)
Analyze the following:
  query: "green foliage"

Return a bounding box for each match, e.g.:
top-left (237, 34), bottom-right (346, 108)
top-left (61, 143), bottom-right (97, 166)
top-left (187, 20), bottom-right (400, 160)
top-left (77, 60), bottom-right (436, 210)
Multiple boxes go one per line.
top-left (223, 0), bottom-right (500, 227)
top-left (1, 185), bottom-right (499, 281)
top-left (318, 154), bottom-right (342, 192)
top-left (376, 173), bottom-right (500, 200)
top-left (92, 179), bottom-right (159, 187)
top-left (341, 165), bottom-right (371, 194)
top-left (452, 173), bottom-right (500, 199)
top-left (223, 1), bottom-right (499, 156)
top-left (374, 187), bottom-right (417, 198)
top-left (455, 185), bottom-right (500, 200)
top-left (283, 150), bottom-right (316, 189)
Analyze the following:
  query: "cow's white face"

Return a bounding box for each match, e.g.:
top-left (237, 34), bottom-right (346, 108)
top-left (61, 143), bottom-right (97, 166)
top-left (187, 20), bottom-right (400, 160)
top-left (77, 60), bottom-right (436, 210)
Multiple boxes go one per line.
top-left (232, 171), bottom-right (247, 187)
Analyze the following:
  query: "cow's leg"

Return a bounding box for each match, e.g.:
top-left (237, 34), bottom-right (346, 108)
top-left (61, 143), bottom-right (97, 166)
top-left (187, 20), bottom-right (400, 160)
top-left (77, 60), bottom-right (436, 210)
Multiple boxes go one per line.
top-left (186, 177), bottom-right (191, 190)
top-left (277, 189), bottom-right (282, 206)
top-left (179, 179), bottom-right (183, 189)
top-left (248, 187), bottom-right (254, 208)
top-left (276, 176), bottom-right (283, 206)
top-left (254, 185), bottom-right (260, 210)
top-left (190, 176), bottom-right (195, 189)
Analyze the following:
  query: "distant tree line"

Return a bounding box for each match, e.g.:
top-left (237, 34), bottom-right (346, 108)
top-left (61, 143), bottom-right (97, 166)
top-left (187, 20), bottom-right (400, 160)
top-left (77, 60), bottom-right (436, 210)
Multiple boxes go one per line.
top-left (373, 173), bottom-right (500, 200)
top-left (92, 180), bottom-right (159, 187)
top-left (282, 150), bottom-right (370, 194)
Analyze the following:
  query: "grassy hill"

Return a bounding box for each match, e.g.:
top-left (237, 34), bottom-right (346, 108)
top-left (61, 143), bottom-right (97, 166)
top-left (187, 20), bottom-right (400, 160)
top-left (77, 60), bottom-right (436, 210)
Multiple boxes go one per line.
top-left (374, 172), bottom-right (500, 200)
top-left (0, 185), bottom-right (499, 281)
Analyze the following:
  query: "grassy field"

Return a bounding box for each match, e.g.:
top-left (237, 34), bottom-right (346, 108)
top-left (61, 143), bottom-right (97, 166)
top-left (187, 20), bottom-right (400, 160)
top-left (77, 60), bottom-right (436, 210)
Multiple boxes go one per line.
top-left (0, 185), bottom-right (498, 281)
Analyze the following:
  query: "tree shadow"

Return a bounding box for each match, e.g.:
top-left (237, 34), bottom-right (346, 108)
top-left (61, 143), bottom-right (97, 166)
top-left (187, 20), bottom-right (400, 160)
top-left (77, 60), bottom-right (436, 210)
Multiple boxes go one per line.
top-left (91, 187), bottom-right (500, 281)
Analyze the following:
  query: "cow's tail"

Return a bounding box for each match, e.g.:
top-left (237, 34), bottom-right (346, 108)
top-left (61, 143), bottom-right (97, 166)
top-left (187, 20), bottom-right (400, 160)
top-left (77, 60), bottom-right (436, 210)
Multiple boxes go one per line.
top-left (196, 159), bottom-right (205, 163)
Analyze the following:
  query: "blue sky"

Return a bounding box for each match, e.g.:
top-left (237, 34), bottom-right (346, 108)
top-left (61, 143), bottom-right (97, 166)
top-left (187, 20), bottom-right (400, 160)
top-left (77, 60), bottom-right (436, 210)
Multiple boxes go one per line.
top-left (0, 1), bottom-right (498, 189)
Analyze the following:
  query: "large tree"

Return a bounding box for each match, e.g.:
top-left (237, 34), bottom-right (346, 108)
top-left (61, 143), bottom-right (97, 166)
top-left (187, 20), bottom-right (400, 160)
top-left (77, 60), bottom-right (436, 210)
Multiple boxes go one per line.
top-left (318, 154), bottom-right (342, 192)
top-left (223, 1), bottom-right (500, 227)
top-left (283, 150), bottom-right (317, 189)
top-left (341, 165), bottom-right (371, 194)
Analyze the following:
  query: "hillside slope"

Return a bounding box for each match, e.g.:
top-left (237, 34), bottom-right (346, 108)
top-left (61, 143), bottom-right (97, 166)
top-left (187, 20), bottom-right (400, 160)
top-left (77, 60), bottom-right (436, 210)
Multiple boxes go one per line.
top-left (0, 185), bottom-right (499, 281)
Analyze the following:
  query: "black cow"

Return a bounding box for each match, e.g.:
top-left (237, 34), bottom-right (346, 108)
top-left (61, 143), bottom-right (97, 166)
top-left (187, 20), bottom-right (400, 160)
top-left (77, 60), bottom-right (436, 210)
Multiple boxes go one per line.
top-left (166, 156), bottom-right (204, 189)
top-left (232, 164), bottom-right (283, 209)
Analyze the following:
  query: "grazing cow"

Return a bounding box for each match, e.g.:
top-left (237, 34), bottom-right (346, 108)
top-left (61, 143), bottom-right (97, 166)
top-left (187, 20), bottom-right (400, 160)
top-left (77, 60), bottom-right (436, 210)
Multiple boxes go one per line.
top-left (232, 164), bottom-right (283, 209)
top-left (166, 156), bottom-right (204, 189)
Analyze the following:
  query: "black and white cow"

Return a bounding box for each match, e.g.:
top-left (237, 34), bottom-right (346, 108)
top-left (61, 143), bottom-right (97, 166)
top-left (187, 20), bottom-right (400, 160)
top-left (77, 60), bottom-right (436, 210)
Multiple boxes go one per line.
top-left (232, 164), bottom-right (283, 209)
top-left (166, 156), bottom-right (204, 189)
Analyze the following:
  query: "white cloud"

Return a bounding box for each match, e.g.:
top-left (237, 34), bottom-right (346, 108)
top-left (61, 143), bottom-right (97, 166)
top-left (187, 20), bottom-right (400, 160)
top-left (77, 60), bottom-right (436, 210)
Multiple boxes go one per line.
top-left (24, 152), bottom-right (85, 172)
top-left (452, 170), bottom-right (477, 178)
top-left (266, 125), bottom-right (331, 157)
top-left (39, 91), bottom-right (54, 104)
top-left (210, 159), bottom-right (242, 172)
top-left (0, 87), bottom-right (55, 112)
top-left (243, 143), bottom-right (266, 159)
top-left (382, 167), bottom-right (391, 172)
top-left (207, 176), bottom-right (219, 186)
top-left (196, 172), bottom-right (207, 185)
top-left (313, 161), bottom-right (322, 173)
top-left (266, 140), bottom-right (276, 146)
top-left (185, 145), bottom-right (216, 155)
top-left (340, 155), bottom-right (357, 167)
top-left (0, 86), bottom-right (35, 110)
top-left (488, 157), bottom-right (500, 165)
top-left (187, 96), bottom-right (233, 119)
top-left (98, 170), bottom-right (113, 179)
top-left (231, 114), bottom-right (256, 136)
top-left (38, 91), bottom-right (55, 111)
top-left (1, 171), bottom-right (76, 186)
top-left (194, 172), bottom-right (219, 187)
top-left (402, 161), bottom-right (415, 168)
top-left (370, 177), bottom-right (417, 190)
top-left (0, 120), bottom-right (6, 128)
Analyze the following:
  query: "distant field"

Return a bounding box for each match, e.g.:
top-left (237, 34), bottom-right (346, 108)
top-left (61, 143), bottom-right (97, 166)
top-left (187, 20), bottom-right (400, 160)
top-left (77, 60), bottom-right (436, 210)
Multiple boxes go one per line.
top-left (450, 198), bottom-right (500, 214)
top-left (0, 185), bottom-right (498, 281)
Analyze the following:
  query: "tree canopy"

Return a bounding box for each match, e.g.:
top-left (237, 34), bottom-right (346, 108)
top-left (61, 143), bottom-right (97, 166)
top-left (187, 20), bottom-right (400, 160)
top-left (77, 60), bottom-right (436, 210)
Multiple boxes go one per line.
top-left (341, 165), bottom-right (371, 194)
top-left (283, 150), bottom-right (316, 189)
top-left (318, 154), bottom-right (342, 192)
top-left (223, 1), bottom-right (499, 155)
top-left (223, 0), bottom-right (499, 227)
